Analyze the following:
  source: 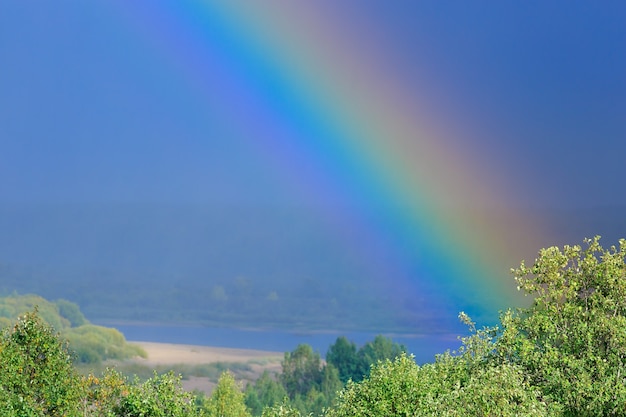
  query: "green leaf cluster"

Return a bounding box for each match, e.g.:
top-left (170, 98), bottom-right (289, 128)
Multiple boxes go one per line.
top-left (86, 368), bottom-right (201, 417)
top-left (0, 310), bottom-right (84, 417)
top-left (498, 236), bottom-right (626, 415)
top-left (328, 347), bottom-right (549, 416)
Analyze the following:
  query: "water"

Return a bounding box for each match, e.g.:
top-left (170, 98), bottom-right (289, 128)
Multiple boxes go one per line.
top-left (101, 323), bottom-right (462, 364)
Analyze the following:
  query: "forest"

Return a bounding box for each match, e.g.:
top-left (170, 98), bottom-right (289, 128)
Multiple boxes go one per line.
top-left (2, 237), bottom-right (626, 416)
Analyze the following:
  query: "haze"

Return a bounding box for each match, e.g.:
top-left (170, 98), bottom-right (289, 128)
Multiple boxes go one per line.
top-left (1, 1), bottom-right (625, 338)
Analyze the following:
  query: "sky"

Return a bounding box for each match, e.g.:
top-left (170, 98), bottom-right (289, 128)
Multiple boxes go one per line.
top-left (1, 1), bottom-right (625, 333)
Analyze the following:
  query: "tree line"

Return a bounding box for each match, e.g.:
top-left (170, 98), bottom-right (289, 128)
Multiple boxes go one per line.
top-left (243, 335), bottom-right (406, 415)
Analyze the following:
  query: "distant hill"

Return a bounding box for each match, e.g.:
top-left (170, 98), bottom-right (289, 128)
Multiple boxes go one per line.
top-left (0, 203), bottom-right (623, 333)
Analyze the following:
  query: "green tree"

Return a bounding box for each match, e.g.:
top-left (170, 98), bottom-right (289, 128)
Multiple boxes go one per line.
top-left (0, 293), bottom-right (144, 364)
top-left (328, 349), bottom-right (549, 416)
top-left (280, 344), bottom-right (323, 399)
top-left (327, 353), bottom-right (424, 417)
top-left (0, 310), bottom-right (84, 417)
top-left (319, 364), bottom-right (343, 405)
top-left (64, 324), bottom-right (146, 364)
top-left (205, 371), bottom-right (251, 417)
top-left (497, 236), bottom-right (626, 415)
top-left (326, 337), bottom-right (359, 383)
top-left (356, 335), bottom-right (406, 379)
top-left (55, 299), bottom-right (87, 327)
top-left (279, 344), bottom-right (343, 415)
top-left (89, 370), bottom-right (200, 417)
top-left (0, 294), bottom-right (71, 331)
top-left (245, 371), bottom-right (288, 416)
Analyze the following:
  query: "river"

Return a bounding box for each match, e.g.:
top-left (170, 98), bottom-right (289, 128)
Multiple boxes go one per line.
top-left (100, 322), bottom-right (463, 364)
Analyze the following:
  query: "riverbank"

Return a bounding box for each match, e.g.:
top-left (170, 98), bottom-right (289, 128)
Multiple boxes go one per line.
top-left (132, 341), bottom-right (283, 366)
top-left (126, 341), bottom-right (283, 394)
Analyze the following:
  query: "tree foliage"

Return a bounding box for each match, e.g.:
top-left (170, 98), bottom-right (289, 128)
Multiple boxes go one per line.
top-left (64, 324), bottom-right (145, 364)
top-left (56, 298), bottom-right (87, 327)
top-left (86, 369), bottom-right (201, 417)
top-left (325, 337), bottom-right (358, 384)
top-left (245, 371), bottom-right (288, 415)
top-left (328, 348), bottom-right (549, 416)
top-left (281, 344), bottom-right (323, 399)
top-left (279, 344), bottom-right (341, 415)
top-left (204, 371), bottom-right (251, 417)
top-left (326, 335), bottom-right (406, 384)
top-left (0, 293), bottom-right (145, 364)
top-left (497, 236), bottom-right (626, 415)
top-left (0, 310), bottom-right (84, 417)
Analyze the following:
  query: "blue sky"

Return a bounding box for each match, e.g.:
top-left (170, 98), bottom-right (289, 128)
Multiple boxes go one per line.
top-left (1, 1), bottom-right (625, 209)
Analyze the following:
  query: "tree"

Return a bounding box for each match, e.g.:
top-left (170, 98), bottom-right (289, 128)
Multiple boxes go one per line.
top-left (0, 309), bottom-right (84, 417)
top-left (55, 299), bottom-right (87, 327)
top-left (326, 337), bottom-right (359, 383)
top-left (328, 346), bottom-right (549, 416)
top-left (64, 324), bottom-right (146, 364)
top-left (326, 335), bottom-right (406, 384)
top-left (0, 293), bottom-right (145, 364)
top-left (326, 353), bottom-right (425, 417)
top-left (279, 343), bottom-right (343, 415)
top-left (205, 371), bottom-right (251, 417)
top-left (319, 364), bottom-right (343, 405)
top-left (87, 369), bottom-right (200, 417)
top-left (245, 371), bottom-right (288, 416)
top-left (497, 236), bottom-right (626, 415)
top-left (356, 335), bottom-right (406, 380)
top-left (280, 344), bottom-right (323, 399)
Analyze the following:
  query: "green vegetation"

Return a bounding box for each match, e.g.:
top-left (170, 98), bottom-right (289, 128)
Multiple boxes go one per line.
top-left (327, 334), bottom-right (406, 383)
top-left (0, 310), bottom-right (83, 416)
top-left (499, 236), bottom-right (626, 415)
top-left (86, 369), bottom-right (200, 417)
top-left (203, 371), bottom-right (251, 417)
top-left (329, 236), bottom-right (626, 416)
top-left (0, 293), bottom-right (145, 364)
top-left (1, 237), bottom-right (626, 416)
top-left (243, 336), bottom-right (405, 416)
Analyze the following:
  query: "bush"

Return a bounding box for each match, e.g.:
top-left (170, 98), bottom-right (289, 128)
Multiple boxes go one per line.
top-left (86, 369), bottom-right (201, 417)
top-left (65, 324), bottom-right (146, 364)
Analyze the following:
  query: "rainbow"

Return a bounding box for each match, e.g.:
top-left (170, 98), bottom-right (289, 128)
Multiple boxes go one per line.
top-left (114, 2), bottom-right (551, 329)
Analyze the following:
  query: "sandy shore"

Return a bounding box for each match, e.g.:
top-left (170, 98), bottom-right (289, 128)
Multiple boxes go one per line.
top-left (131, 341), bottom-right (283, 366)
top-left (127, 341), bottom-right (284, 394)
